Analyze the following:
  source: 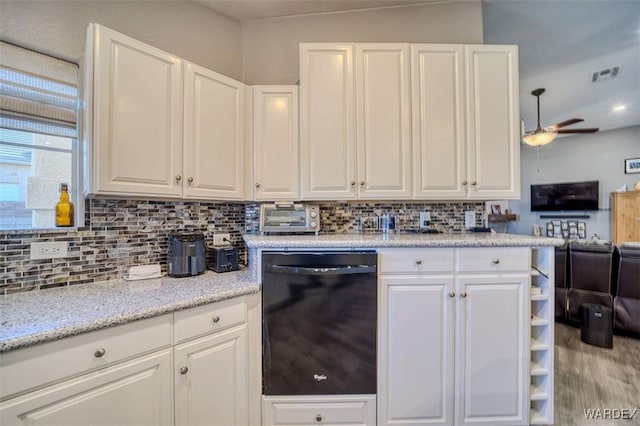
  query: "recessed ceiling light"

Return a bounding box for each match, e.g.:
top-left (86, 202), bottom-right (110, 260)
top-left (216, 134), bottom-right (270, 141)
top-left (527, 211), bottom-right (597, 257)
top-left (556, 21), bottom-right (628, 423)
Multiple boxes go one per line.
top-left (613, 105), bottom-right (626, 112)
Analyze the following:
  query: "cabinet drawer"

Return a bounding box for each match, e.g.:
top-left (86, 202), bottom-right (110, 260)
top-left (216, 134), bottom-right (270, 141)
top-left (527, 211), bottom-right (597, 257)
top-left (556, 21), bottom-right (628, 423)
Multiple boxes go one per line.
top-left (378, 249), bottom-right (454, 274)
top-left (456, 247), bottom-right (530, 272)
top-left (173, 297), bottom-right (246, 344)
top-left (0, 314), bottom-right (172, 400)
top-left (262, 395), bottom-right (376, 426)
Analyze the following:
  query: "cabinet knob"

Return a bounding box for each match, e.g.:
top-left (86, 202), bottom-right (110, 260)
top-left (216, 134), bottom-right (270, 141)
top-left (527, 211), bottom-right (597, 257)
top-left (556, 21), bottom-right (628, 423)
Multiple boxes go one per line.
top-left (448, 292), bottom-right (456, 298)
top-left (415, 260), bottom-right (423, 265)
top-left (212, 315), bottom-right (220, 323)
top-left (180, 366), bottom-right (189, 375)
top-left (350, 181), bottom-right (356, 187)
top-left (94, 348), bottom-right (106, 358)
top-left (462, 180), bottom-right (468, 186)
top-left (315, 414), bottom-right (323, 422)
top-left (460, 292), bottom-right (467, 298)
top-left (471, 181), bottom-right (477, 186)
top-left (491, 258), bottom-right (500, 265)
top-left (187, 177), bottom-right (194, 184)
top-left (175, 175), bottom-right (182, 182)
top-left (255, 183), bottom-right (261, 189)
top-left (360, 181), bottom-right (365, 186)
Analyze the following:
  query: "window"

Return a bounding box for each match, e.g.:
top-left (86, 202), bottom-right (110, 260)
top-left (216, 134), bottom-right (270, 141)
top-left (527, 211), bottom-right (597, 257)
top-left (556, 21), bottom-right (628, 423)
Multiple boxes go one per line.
top-left (0, 41), bottom-right (79, 230)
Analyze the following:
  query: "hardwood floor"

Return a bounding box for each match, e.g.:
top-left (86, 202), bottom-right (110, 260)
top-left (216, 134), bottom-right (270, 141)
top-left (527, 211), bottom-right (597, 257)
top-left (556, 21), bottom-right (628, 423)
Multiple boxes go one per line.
top-left (555, 322), bottom-right (640, 425)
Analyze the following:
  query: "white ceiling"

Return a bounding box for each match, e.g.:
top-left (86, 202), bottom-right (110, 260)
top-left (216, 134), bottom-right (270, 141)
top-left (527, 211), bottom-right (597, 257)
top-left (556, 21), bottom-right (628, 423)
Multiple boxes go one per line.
top-left (195, 0), bottom-right (640, 135)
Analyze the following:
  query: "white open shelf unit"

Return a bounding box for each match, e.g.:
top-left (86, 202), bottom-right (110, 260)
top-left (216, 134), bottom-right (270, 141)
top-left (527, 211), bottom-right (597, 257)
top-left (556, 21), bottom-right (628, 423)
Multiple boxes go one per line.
top-left (530, 247), bottom-right (555, 425)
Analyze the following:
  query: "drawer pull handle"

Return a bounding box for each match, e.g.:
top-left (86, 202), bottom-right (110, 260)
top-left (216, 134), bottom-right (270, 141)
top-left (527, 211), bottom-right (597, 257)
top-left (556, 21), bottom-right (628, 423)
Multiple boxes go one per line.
top-left (415, 260), bottom-right (423, 265)
top-left (448, 292), bottom-right (456, 298)
top-left (460, 292), bottom-right (467, 298)
top-left (212, 315), bottom-right (221, 323)
top-left (491, 258), bottom-right (500, 265)
top-left (180, 367), bottom-right (189, 375)
top-left (315, 414), bottom-right (323, 422)
top-left (94, 348), bottom-right (106, 358)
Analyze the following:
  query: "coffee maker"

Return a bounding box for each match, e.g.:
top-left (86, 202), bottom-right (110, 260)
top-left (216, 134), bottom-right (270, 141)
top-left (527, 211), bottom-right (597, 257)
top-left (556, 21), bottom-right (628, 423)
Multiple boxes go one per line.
top-left (167, 232), bottom-right (206, 277)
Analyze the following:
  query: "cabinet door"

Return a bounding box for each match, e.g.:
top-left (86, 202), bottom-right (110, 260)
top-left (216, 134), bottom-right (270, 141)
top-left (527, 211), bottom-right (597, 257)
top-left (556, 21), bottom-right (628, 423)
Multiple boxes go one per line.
top-left (465, 45), bottom-right (520, 199)
top-left (611, 191), bottom-right (640, 244)
top-left (184, 62), bottom-right (245, 200)
top-left (0, 349), bottom-right (173, 426)
top-left (175, 325), bottom-right (248, 426)
top-left (455, 275), bottom-right (529, 425)
top-left (355, 44), bottom-right (412, 199)
top-left (411, 44), bottom-right (467, 199)
top-left (378, 275), bottom-right (455, 426)
top-left (300, 44), bottom-right (356, 200)
top-left (251, 86), bottom-right (299, 200)
top-left (91, 24), bottom-right (183, 197)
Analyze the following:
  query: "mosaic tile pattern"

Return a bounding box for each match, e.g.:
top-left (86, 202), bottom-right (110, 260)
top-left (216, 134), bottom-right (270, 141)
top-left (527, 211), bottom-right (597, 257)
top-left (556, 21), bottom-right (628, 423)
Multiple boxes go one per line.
top-left (1, 199), bottom-right (486, 294)
top-left (0, 199), bottom-right (246, 294)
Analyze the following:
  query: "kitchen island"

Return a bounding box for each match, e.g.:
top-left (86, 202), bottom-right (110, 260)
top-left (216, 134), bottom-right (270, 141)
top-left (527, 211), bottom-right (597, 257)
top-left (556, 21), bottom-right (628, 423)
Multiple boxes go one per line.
top-left (246, 232), bottom-right (561, 426)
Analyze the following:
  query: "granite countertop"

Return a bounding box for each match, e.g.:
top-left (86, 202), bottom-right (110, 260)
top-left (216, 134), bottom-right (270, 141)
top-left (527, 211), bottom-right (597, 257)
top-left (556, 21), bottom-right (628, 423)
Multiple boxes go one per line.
top-left (243, 232), bottom-right (565, 248)
top-left (0, 269), bottom-right (259, 353)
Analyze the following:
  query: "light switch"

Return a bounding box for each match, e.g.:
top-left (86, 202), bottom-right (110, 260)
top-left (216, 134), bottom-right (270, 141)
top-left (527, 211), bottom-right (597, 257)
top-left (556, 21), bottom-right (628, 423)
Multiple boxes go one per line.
top-left (464, 211), bottom-right (476, 229)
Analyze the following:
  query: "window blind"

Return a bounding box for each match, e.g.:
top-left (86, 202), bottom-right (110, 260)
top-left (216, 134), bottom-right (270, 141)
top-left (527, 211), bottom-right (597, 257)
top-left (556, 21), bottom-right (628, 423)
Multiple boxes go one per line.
top-left (0, 41), bottom-right (79, 138)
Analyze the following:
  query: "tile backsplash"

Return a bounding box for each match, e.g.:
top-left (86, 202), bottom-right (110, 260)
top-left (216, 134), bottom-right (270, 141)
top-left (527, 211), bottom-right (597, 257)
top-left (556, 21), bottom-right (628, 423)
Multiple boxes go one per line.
top-left (1, 199), bottom-right (485, 294)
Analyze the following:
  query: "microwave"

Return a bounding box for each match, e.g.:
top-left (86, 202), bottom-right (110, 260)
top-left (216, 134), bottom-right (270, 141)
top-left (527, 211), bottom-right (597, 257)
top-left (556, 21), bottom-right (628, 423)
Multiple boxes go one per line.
top-left (260, 203), bottom-right (320, 234)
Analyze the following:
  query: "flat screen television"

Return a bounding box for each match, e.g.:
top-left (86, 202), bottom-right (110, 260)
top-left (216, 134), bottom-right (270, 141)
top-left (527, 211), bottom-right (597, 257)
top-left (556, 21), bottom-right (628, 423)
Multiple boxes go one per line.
top-left (531, 181), bottom-right (599, 212)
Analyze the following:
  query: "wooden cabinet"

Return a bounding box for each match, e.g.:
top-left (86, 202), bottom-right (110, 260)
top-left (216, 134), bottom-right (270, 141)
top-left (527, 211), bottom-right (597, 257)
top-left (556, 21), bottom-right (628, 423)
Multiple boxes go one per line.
top-left (86, 23), bottom-right (183, 198)
top-left (378, 248), bottom-right (530, 426)
top-left (300, 43), bottom-right (411, 200)
top-left (85, 23), bottom-right (245, 200)
top-left (611, 191), bottom-right (640, 244)
top-left (412, 44), bottom-right (520, 200)
top-left (248, 86), bottom-right (299, 201)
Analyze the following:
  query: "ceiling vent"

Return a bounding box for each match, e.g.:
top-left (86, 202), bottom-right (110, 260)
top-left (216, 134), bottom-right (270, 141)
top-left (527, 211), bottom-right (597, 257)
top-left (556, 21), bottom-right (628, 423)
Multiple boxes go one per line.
top-left (591, 66), bottom-right (620, 83)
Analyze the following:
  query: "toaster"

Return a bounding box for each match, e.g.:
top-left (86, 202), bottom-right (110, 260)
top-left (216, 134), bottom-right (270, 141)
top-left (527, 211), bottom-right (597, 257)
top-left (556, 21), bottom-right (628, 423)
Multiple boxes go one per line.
top-left (167, 232), bottom-right (206, 277)
top-left (207, 245), bottom-right (240, 273)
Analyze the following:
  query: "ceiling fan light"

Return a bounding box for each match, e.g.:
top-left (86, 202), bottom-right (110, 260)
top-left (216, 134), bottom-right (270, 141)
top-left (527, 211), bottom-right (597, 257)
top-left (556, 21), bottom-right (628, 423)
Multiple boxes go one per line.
top-left (522, 131), bottom-right (557, 147)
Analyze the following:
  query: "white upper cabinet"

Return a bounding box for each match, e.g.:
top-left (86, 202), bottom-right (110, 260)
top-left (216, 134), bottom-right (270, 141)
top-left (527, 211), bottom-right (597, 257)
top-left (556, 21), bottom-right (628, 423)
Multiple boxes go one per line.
top-left (300, 43), bottom-right (411, 200)
top-left (248, 86), bottom-right (299, 201)
top-left (183, 63), bottom-right (245, 200)
top-left (412, 44), bottom-right (467, 199)
top-left (356, 44), bottom-right (412, 199)
top-left (87, 24), bottom-right (183, 198)
top-left (300, 44), bottom-right (356, 199)
top-left (412, 44), bottom-right (520, 200)
top-left (85, 24), bottom-right (245, 200)
top-left (465, 45), bottom-right (520, 199)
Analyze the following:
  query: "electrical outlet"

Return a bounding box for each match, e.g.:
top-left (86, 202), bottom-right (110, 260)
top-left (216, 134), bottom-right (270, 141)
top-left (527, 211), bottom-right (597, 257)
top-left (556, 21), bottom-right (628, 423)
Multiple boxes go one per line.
top-left (464, 211), bottom-right (476, 229)
top-left (30, 242), bottom-right (68, 260)
top-left (212, 233), bottom-right (231, 246)
top-left (419, 212), bottom-right (431, 228)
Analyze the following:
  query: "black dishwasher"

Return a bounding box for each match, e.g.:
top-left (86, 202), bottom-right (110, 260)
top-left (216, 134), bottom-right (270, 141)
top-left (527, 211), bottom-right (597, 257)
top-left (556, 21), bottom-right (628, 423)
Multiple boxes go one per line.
top-left (262, 251), bottom-right (377, 396)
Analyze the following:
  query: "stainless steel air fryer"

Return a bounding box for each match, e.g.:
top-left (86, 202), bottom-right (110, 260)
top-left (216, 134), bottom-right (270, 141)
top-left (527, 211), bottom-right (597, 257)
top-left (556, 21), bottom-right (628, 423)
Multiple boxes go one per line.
top-left (167, 232), bottom-right (206, 277)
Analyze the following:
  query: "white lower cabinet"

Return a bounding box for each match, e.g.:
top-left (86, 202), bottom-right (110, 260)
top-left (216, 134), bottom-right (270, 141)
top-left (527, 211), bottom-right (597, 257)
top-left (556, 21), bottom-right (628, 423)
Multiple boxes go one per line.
top-left (378, 248), bottom-right (530, 426)
top-left (0, 349), bottom-right (173, 426)
top-left (175, 325), bottom-right (248, 426)
top-left (262, 395), bottom-right (376, 426)
top-left (0, 295), bottom-right (259, 426)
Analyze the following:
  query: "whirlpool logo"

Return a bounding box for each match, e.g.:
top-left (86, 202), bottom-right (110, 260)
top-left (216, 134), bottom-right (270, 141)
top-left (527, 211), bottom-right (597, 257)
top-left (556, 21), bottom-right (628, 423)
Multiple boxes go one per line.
top-left (313, 374), bottom-right (327, 382)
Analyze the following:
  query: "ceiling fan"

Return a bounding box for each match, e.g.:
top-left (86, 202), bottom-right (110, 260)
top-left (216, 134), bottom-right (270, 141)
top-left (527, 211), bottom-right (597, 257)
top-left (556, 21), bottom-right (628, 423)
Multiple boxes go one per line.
top-left (522, 88), bottom-right (599, 147)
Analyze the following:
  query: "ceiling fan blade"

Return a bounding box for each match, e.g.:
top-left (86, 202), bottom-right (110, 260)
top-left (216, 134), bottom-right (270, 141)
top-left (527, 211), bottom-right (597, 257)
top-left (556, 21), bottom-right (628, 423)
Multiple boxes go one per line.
top-left (556, 128), bottom-right (599, 134)
top-left (550, 118), bottom-right (584, 129)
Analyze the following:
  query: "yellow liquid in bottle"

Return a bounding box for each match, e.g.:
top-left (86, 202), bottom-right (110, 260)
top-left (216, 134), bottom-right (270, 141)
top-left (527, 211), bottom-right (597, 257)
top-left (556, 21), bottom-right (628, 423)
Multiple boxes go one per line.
top-left (55, 184), bottom-right (74, 227)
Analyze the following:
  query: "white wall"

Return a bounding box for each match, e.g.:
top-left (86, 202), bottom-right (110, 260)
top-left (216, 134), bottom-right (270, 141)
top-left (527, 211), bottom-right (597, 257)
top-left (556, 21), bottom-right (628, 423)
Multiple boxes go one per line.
top-left (509, 126), bottom-right (640, 240)
top-left (0, 0), bottom-right (243, 80)
top-left (241, 1), bottom-right (484, 84)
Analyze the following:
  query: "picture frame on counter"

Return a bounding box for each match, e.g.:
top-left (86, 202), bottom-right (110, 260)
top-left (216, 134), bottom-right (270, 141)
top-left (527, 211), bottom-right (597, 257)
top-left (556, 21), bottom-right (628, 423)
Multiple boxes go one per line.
top-left (624, 157), bottom-right (640, 174)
